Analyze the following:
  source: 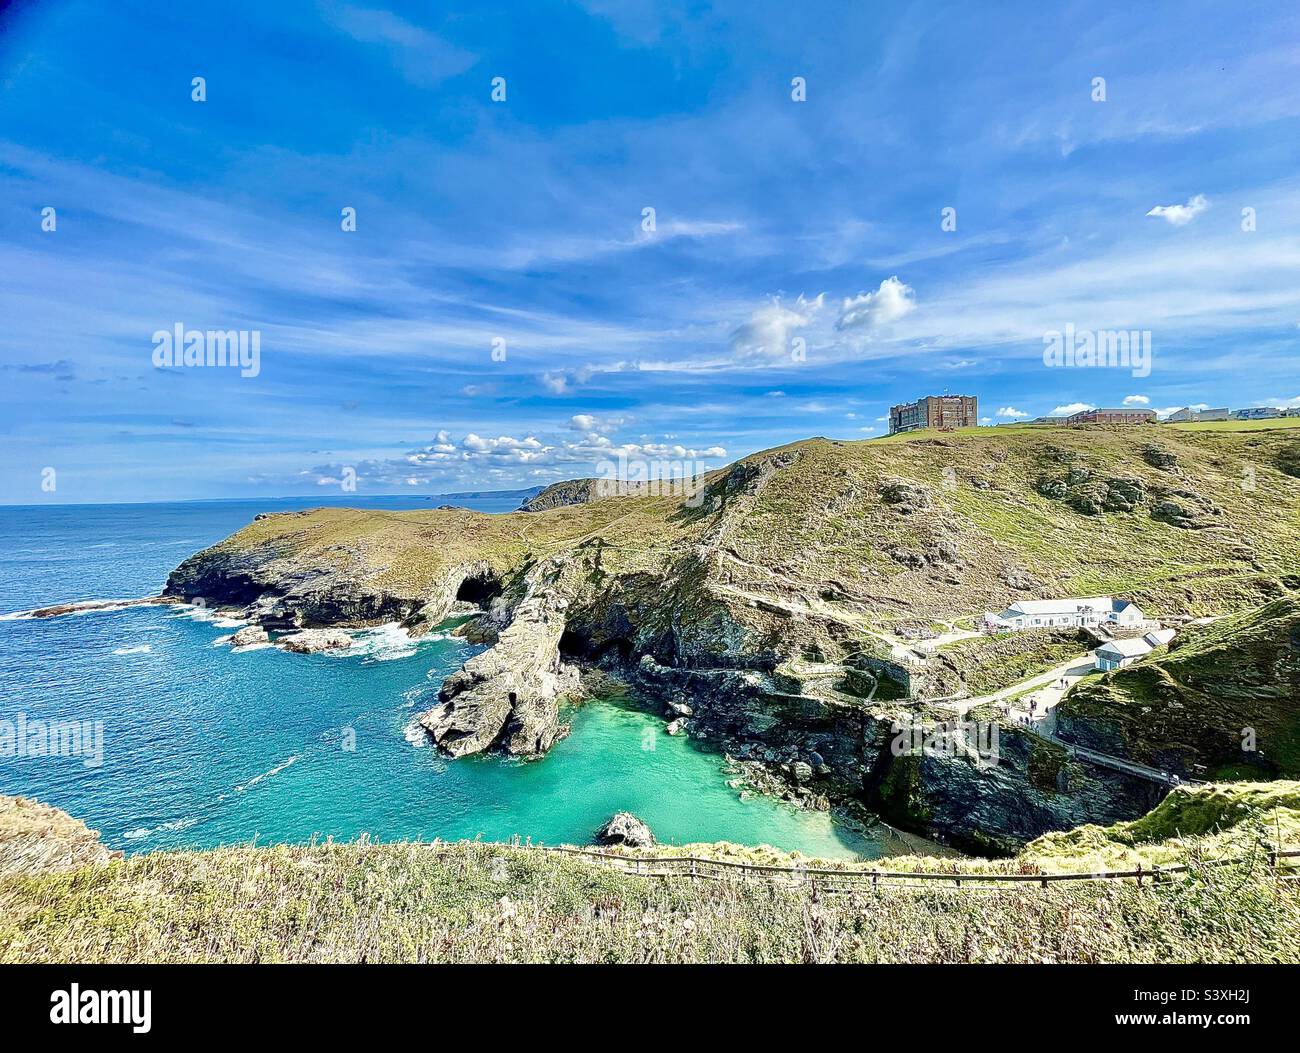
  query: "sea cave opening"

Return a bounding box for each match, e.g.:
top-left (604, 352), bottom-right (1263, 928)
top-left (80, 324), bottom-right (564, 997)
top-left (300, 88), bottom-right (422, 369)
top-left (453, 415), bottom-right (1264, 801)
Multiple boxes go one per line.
top-left (455, 569), bottom-right (502, 607)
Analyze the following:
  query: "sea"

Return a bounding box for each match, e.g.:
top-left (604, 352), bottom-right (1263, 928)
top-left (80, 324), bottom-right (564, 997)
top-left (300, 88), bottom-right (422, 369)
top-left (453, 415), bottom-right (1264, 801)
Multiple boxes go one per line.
top-left (0, 496), bottom-right (881, 859)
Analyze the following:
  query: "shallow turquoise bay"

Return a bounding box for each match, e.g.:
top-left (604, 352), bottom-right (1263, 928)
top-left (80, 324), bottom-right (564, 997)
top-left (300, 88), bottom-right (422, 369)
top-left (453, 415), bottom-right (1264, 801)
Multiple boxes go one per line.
top-left (0, 499), bottom-right (880, 859)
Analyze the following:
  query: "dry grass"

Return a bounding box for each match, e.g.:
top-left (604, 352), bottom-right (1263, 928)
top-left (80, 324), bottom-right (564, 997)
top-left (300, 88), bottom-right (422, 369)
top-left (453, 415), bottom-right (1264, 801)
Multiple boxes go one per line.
top-left (0, 795), bottom-right (120, 878)
top-left (1, 838), bottom-right (1296, 963)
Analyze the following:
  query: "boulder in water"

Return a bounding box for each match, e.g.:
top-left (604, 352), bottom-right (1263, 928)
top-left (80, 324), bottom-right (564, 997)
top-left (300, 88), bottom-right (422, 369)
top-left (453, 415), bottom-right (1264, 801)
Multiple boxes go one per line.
top-left (279, 629), bottom-right (352, 654)
top-left (231, 624), bottom-right (269, 648)
top-left (593, 812), bottom-right (655, 849)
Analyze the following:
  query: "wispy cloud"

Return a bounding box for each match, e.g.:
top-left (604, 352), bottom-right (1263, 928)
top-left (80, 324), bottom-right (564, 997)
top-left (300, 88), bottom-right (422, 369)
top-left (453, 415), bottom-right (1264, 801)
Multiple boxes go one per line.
top-left (1146, 194), bottom-right (1209, 226)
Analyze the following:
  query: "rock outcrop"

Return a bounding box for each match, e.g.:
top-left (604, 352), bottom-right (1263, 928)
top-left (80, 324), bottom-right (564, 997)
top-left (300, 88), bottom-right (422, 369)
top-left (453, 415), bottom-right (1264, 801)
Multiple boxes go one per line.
top-left (518, 478), bottom-right (600, 511)
top-left (593, 812), bottom-right (655, 848)
top-left (0, 795), bottom-right (120, 877)
top-left (417, 560), bottom-right (580, 757)
top-left (231, 624), bottom-right (269, 647)
top-left (279, 629), bottom-right (352, 654)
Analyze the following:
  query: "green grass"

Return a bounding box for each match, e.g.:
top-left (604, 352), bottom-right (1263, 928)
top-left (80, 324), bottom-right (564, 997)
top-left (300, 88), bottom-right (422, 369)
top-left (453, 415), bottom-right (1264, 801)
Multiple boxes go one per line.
top-left (2, 837), bottom-right (1297, 963)
top-left (932, 630), bottom-right (1087, 696)
top-left (1164, 417), bottom-right (1300, 433)
top-left (1022, 781), bottom-right (1300, 872)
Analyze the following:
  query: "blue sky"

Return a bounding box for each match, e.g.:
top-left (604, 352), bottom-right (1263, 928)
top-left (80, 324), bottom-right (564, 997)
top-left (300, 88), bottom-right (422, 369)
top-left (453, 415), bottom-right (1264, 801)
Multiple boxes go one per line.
top-left (2, 0), bottom-right (1298, 503)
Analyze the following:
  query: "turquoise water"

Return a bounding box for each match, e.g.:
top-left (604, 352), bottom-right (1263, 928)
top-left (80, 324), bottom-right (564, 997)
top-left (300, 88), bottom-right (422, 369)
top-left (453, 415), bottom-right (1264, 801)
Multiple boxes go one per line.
top-left (0, 499), bottom-right (876, 859)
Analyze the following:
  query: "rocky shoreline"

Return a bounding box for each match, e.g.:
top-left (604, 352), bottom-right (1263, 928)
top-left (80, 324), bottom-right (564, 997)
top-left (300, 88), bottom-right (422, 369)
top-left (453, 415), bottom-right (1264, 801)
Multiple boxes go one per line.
top-left (152, 521), bottom-right (1166, 854)
top-left (139, 425), bottom-right (1300, 853)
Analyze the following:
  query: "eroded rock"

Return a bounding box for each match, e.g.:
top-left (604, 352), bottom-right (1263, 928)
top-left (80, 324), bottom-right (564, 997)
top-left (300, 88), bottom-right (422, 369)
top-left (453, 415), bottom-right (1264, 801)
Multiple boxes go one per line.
top-left (418, 562), bottom-right (578, 757)
top-left (593, 812), bottom-right (655, 848)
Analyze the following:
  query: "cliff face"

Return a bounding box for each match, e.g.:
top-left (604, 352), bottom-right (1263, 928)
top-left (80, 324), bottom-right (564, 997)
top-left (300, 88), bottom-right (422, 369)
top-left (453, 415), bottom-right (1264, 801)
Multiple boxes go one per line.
top-left (518, 478), bottom-right (599, 511)
top-left (163, 424), bottom-right (1300, 849)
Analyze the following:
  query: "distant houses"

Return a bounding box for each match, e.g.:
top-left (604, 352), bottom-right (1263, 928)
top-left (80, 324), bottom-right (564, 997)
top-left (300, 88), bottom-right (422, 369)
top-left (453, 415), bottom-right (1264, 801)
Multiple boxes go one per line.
top-left (1094, 628), bottom-right (1176, 670)
top-left (982, 596), bottom-right (1148, 633)
top-left (988, 405), bottom-right (1292, 427)
top-left (1064, 407), bottom-right (1157, 426)
top-left (1165, 407), bottom-right (1228, 423)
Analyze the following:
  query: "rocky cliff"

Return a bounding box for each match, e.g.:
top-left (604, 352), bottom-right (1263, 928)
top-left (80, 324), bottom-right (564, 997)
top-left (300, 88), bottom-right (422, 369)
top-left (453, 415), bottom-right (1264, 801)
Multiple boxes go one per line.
top-left (163, 423), bottom-right (1300, 850)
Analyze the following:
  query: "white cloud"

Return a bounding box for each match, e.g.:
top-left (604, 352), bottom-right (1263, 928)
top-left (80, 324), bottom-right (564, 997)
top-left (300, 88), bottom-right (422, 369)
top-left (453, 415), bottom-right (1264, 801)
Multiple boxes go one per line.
top-left (1122, 394), bottom-right (1150, 405)
top-left (568, 412), bottom-right (626, 433)
top-left (1264, 394), bottom-right (1300, 408)
top-left (730, 294), bottom-right (824, 361)
top-left (1050, 402), bottom-right (1096, 416)
top-left (996, 406), bottom-right (1029, 418)
top-left (309, 431), bottom-right (729, 488)
top-left (323, 6), bottom-right (478, 87)
top-left (1146, 194), bottom-right (1209, 226)
top-left (837, 276), bottom-right (915, 331)
top-left (539, 365), bottom-right (595, 394)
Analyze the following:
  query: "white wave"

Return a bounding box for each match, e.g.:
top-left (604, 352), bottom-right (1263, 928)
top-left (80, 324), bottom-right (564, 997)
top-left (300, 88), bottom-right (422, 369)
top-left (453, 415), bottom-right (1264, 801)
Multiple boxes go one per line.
top-left (347, 622), bottom-right (419, 662)
top-left (170, 604), bottom-right (246, 627)
top-left (113, 644), bottom-right (153, 655)
top-left (0, 597), bottom-right (154, 620)
top-left (234, 755), bottom-right (298, 793)
top-left (122, 816), bottom-right (199, 841)
top-left (403, 719), bottom-right (431, 748)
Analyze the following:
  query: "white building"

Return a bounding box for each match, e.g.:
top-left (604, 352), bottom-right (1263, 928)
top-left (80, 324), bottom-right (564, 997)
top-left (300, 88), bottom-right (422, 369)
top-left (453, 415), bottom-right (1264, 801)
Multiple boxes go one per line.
top-left (982, 596), bottom-right (1147, 633)
top-left (1094, 628), bottom-right (1176, 671)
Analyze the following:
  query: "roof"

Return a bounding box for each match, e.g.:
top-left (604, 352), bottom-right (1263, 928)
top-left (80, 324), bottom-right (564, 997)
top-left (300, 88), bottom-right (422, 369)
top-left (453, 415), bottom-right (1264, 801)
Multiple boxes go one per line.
top-left (1097, 638), bottom-right (1153, 658)
top-left (1005, 597), bottom-right (1113, 616)
top-left (1143, 628), bottom-right (1176, 646)
top-left (1000, 596), bottom-right (1144, 618)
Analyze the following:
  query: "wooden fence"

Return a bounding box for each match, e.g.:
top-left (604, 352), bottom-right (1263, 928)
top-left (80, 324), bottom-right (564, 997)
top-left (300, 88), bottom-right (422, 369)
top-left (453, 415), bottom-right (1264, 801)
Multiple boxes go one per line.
top-left (536, 845), bottom-right (1300, 892)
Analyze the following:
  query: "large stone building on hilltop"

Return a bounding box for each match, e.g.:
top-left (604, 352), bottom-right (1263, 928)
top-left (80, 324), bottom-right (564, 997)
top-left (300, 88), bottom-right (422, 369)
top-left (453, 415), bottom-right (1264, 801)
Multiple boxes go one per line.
top-left (889, 394), bottom-right (978, 434)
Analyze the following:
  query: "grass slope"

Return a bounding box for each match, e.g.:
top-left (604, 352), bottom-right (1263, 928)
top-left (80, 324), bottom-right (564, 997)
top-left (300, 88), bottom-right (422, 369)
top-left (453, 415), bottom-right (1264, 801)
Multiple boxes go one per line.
top-left (2, 838), bottom-right (1296, 964)
top-left (2, 784), bottom-right (1298, 963)
top-left (1058, 597), bottom-right (1300, 778)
